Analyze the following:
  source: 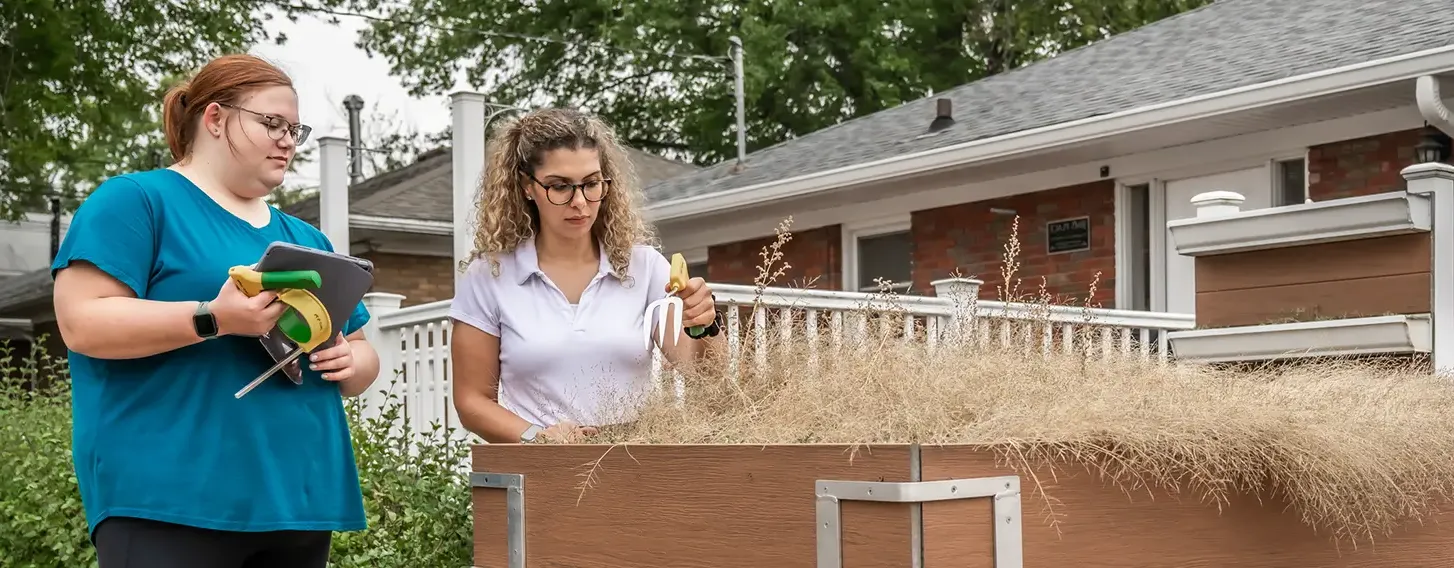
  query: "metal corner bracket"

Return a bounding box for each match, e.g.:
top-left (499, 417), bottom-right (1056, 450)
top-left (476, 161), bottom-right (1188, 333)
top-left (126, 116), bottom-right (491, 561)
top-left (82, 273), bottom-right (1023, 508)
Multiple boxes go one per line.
top-left (815, 475), bottom-right (1023, 568)
top-left (471, 472), bottom-right (526, 568)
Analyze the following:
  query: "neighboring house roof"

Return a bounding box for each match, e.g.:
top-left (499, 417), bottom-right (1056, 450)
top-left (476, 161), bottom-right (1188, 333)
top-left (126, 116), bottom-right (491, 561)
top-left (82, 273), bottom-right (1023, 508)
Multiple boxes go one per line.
top-left (284, 145), bottom-right (700, 224)
top-left (0, 268), bottom-right (53, 316)
top-left (643, 0), bottom-right (1454, 203)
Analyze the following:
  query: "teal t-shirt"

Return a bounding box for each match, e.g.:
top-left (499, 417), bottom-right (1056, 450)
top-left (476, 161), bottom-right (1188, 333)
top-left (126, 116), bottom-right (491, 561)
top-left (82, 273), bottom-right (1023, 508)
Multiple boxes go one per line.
top-left (52, 168), bottom-right (371, 538)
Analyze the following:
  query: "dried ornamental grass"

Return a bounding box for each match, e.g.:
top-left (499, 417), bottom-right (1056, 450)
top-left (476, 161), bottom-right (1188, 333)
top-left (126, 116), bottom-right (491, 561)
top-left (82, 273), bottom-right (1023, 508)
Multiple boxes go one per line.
top-left (564, 216), bottom-right (1454, 546)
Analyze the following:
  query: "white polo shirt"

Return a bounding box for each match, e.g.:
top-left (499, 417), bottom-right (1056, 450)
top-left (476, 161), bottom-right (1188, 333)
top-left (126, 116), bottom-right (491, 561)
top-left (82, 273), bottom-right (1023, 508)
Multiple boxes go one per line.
top-left (449, 237), bottom-right (672, 427)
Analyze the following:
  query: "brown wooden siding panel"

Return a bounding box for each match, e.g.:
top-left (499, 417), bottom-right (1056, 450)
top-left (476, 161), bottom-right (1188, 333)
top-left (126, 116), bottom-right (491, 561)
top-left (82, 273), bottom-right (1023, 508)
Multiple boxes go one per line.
top-left (1196, 272), bottom-right (1430, 328)
top-left (1192, 233), bottom-right (1431, 327)
top-left (1195, 233), bottom-right (1430, 294)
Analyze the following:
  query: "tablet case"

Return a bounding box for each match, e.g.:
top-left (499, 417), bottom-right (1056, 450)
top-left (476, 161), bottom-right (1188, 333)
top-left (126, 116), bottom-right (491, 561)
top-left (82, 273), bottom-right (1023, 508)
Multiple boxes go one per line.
top-left (252, 241), bottom-right (376, 385)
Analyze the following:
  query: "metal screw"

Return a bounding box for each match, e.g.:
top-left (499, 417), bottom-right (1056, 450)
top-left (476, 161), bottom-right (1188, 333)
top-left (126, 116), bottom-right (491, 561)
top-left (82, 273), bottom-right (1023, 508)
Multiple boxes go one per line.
top-left (1005, 516), bottom-right (1013, 524)
top-left (951, 485), bottom-right (957, 493)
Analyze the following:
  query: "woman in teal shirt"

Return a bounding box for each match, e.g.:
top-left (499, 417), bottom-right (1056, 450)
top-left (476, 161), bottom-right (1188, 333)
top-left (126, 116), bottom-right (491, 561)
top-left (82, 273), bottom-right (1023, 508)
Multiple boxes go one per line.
top-left (50, 54), bottom-right (381, 567)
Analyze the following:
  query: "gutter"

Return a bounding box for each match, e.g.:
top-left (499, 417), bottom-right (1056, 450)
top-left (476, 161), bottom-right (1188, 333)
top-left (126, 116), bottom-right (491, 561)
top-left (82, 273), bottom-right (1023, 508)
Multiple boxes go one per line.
top-left (646, 44), bottom-right (1454, 223)
top-left (351, 214), bottom-right (452, 235)
top-left (1417, 75), bottom-right (1454, 137)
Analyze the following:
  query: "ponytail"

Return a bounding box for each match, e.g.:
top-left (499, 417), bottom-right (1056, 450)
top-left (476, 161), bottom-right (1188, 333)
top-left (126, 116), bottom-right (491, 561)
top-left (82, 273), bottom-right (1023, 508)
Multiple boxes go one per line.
top-left (161, 81), bottom-right (193, 164)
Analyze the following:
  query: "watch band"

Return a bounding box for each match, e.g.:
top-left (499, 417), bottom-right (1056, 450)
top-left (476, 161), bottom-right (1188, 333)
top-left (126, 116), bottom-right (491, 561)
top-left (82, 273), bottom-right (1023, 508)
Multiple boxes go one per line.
top-left (193, 301), bottom-right (220, 339)
top-left (687, 299), bottom-right (724, 340)
top-left (519, 424), bottom-right (545, 443)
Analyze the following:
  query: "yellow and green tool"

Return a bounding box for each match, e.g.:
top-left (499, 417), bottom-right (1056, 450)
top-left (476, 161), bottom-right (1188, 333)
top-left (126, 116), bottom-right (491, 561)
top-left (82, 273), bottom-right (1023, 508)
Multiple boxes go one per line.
top-left (227, 265), bottom-right (334, 398)
top-left (642, 253), bottom-right (706, 349)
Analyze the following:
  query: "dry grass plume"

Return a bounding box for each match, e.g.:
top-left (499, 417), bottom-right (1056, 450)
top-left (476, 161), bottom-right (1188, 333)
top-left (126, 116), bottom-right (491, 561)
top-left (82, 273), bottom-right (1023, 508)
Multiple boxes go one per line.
top-left (562, 215), bottom-right (1454, 546)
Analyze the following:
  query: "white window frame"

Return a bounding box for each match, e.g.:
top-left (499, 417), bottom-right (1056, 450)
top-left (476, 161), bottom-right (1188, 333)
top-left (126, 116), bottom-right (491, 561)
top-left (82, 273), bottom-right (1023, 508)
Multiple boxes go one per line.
top-left (1269, 149), bottom-right (1310, 206)
top-left (840, 215), bottom-right (913, 293)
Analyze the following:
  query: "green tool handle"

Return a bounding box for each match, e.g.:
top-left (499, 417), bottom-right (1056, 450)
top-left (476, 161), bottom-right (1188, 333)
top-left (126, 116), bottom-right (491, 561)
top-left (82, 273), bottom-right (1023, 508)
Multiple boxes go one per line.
top-left (258, 270), bottom-right (322, 290)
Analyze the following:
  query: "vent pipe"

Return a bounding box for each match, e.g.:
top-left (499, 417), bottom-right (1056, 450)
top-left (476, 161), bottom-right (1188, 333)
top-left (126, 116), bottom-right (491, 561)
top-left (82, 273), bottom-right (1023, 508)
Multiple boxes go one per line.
top-left (928, 98), bottom-right (954, 132)
top-left (343, 94), bottom-right (366, 184)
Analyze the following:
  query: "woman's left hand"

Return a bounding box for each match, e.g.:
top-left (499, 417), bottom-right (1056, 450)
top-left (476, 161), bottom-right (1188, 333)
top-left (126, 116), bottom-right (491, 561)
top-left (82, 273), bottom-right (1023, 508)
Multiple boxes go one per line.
top-left (673, 277), bottom-right (716, 329)
top-left (308, 332), bottom-right (356, 382)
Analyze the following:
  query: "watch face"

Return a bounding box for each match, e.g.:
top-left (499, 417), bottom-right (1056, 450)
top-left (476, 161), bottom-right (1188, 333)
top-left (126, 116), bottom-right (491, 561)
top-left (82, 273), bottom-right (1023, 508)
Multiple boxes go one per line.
top-left (194, 312), bottom-right (218, 338)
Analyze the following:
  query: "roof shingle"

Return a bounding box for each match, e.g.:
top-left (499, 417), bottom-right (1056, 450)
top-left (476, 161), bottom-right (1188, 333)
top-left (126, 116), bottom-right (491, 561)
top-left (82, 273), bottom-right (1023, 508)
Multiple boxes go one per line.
top-left (643, 0), bottom-right (1454, 202)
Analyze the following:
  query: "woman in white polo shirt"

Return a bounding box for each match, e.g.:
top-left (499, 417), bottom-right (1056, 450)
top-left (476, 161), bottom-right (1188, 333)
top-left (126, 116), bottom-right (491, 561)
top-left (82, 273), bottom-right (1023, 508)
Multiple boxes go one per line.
top-left (448, 107), bottom-right (722, 444)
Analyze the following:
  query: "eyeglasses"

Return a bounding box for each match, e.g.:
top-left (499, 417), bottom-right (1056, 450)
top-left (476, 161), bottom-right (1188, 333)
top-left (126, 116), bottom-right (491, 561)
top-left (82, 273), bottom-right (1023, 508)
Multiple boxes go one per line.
top-left (218, 103), bottom-right (312, 146)
top-left (525, 171), bottom-right (612, 206)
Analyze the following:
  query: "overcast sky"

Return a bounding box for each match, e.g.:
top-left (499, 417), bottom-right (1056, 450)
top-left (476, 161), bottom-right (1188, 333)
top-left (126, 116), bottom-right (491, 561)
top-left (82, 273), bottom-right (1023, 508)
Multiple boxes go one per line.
top-left (250, 9), bottom-right (459, 189)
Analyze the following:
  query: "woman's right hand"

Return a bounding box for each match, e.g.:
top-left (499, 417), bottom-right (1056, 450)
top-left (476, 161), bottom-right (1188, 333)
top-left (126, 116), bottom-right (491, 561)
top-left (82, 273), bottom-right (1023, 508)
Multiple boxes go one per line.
top-left (541, 420), bottom-right (599, 443)
top-left (209, 278), bottom-right (290, 337)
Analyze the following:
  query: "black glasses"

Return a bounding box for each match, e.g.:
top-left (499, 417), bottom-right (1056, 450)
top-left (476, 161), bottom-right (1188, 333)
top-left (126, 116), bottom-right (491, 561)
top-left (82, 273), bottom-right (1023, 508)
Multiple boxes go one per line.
top-left (218, 103), bottom-right (312, 146)
top-left (526, 171), bottom-right (612, 206)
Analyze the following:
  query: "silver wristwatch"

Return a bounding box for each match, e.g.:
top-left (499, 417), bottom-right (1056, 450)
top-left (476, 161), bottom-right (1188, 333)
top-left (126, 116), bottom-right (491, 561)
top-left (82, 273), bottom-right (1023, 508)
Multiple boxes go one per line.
top-left (519, 424), bottom-right (544, 443)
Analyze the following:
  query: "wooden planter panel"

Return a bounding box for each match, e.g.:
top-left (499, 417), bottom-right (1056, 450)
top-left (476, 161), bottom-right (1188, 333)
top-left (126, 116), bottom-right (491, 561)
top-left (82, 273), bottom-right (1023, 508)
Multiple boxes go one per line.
top-left (918, 445), bottom-right (1454, 567)
top-left (1193, 233), bottom-right (1431, 328)
top-left (471, 443), bottom-right (1454, 567)
top-left (471, 444), bottom-right (914, 568)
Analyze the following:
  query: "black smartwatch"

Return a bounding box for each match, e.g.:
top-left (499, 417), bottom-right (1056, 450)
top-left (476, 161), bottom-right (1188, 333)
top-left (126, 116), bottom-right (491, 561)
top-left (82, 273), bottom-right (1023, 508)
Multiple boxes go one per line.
top-left (193, 301), bottom-right (220, 339)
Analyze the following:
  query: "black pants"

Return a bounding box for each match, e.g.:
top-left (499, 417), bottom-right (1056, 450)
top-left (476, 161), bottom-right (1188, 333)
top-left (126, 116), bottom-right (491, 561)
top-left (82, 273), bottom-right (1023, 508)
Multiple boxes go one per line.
top-left (94, 516), bottom-right (331, 568)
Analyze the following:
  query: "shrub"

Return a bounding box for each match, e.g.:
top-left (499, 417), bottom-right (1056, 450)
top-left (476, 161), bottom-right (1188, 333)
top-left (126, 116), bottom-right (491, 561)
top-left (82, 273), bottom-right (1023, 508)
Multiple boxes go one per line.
top-left (0, 339), bottom-right (473, 567)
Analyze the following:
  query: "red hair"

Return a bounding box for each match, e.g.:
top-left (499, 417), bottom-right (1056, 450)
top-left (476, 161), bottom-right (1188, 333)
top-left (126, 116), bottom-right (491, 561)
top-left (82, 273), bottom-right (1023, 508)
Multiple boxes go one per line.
top-left (161, 54), bottom-right (295, 162)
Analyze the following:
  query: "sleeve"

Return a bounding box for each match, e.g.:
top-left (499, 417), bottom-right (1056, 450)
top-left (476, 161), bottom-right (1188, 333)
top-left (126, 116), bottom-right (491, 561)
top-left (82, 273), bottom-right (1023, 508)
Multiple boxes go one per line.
top-left (342, 301), bottom-right (372, 337)
top-left (51, 176), bottom-right (157, 298)
top-left (449, 258), bottom-right (501, 336)
top-left (301, 220), bottom-right (372, 337)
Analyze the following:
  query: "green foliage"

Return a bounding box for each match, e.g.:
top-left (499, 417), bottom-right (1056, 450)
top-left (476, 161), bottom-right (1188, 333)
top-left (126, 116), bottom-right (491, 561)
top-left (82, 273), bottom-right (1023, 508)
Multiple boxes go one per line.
top-left (303, 0), bottom-right (1213, 165)
top-left (0, 340), bottom-right (89, 567)
top-left (330, 384), bottom-right (474, 567)
top-left (0, 0), bottom-right (319, 221)
top-left (0, 339), bottom-right (474, 566)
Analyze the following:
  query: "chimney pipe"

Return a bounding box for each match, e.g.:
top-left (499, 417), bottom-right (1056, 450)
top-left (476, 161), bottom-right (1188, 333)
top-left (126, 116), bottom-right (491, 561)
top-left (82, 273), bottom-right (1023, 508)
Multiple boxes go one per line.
top-left (928, 98), bottom-right (954, 132)
top-left (343, 95), bottom-right (366, 185)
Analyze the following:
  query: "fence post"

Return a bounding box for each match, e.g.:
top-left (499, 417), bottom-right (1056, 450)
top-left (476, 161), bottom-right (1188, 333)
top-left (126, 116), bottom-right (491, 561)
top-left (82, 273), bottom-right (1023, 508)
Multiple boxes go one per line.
top-left (1190, 190), bottom-right (1245, 218)
top-left (1402, 162), bottom-right (1454, 376)
top-left (360, 292), bottom-right (406, 421)
top-left (931, 277), bottom-right (983, 346)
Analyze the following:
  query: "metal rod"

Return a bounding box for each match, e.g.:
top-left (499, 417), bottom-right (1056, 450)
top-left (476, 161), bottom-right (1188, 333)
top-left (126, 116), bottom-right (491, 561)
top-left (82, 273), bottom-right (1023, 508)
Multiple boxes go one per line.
top-left (729, 35), bottom-right (747, 167)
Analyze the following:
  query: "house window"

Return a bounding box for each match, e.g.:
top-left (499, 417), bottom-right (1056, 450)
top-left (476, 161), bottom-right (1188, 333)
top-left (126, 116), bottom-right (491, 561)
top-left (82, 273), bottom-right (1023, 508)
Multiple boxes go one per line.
top-left (854, 230), bottom-right (913, 293)
top-left (1273, 157), bottom-right (1307, 206)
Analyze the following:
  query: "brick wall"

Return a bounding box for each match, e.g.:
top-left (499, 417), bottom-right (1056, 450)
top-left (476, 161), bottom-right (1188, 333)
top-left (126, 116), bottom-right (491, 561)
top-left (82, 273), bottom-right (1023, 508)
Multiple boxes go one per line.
top-left (1307, 127), bottom-right (1451, 200)
top-left (362, 252), bottom-right (455, 306)
top-left (707, 224), bottom-right (842, 290)
top-left (912, 180), bottom-right (1117, 306)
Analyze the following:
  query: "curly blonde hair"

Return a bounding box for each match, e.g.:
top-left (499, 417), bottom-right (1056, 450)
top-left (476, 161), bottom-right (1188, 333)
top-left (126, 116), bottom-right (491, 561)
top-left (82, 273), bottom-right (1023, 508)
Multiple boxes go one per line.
top-left (463, 107), bottom-right (659, 281)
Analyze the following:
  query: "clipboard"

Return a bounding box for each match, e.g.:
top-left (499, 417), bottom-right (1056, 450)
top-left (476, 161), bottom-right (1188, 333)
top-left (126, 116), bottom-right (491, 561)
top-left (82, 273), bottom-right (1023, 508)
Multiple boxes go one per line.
top-left (251, 241), bottom-right (375, 385)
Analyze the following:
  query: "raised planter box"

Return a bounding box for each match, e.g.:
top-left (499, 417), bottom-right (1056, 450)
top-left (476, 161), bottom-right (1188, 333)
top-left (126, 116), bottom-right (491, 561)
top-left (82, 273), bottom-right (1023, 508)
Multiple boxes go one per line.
top-left (1167, 191), bottom-right (1431, 257)
top-left (1166, 314), bottom-right (1431, 363)
top-left (470, 443), bottom-right (1452, 567)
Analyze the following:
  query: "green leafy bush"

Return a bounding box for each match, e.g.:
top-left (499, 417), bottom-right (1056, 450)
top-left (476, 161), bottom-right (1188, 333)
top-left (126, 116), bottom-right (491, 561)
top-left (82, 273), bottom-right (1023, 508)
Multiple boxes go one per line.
top-left (0, 338), bottom-right (474, 567)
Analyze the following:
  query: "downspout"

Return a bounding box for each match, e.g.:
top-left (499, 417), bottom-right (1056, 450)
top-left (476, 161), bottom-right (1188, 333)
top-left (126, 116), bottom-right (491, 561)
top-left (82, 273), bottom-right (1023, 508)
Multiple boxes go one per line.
top-left (1416, 75), bottom-right (1454, 137)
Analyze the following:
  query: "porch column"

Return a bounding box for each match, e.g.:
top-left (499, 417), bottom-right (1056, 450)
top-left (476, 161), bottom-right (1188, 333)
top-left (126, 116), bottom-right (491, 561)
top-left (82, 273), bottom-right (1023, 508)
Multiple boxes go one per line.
top-left (359, 291), bottom-right (405, 421)
top-left (450, 91), bottom-right (488, 288)
top-left (316, 135), bottom-right (350, 253)
top-left (931, 277), bottom-right (983, 345)
top-left (1402, 162), bottom-right (1454, 376)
